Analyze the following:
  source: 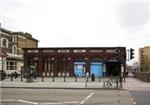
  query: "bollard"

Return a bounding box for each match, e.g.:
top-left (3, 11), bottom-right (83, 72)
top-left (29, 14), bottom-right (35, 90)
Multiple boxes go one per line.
top-left (42, 76), bottom-right (44, 82)
top-left (99, 77), bottom-right (101, 82)
top-left (11, 76), bottom-right (13, 81)
top-left (85, 80), bottom-right (87, 88)
top-left (52, 76), bottom-right (54, 82)
top-left (11, 73), bottom-right (13, 81)
top-left (64, 76), bottom-right (66, 82)
top-left (116, 77), bottom-right (119, 88)
top-left (87, 77), bottom-right (88, 82)
top-left (21, 75), bottom-right (23, 81)
top-left (75, 76), bottom-right (77, 82)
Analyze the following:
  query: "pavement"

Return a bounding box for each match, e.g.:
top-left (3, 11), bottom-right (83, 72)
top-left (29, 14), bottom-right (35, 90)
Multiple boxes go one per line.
top-left (1, 77), bottom-right (146, 105)
top-left (123, 77), bottom-right (150, 105)
top-left (123, 77), bottom-right (150, 91)
top-left (1, 76), bottom-right (150, 90)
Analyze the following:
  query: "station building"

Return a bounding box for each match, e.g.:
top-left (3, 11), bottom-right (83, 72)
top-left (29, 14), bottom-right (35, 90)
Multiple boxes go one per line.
top-left (23, 47), bottom-right (126, 77)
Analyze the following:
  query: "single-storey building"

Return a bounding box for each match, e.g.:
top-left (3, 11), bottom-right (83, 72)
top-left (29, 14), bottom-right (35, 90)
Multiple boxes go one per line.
top-left (23, 47), bottom-right (126, 78)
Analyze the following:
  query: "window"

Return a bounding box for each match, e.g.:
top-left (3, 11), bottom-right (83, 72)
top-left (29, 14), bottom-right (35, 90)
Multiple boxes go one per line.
top-left (27, 50), bottom-right (39, 53)
top-left (12, 45), bottom-right (17, 54)
top-left (1, 38), bottom-right (8, 48)
top-left (7, 61), bottom-right (17, 70)
top-left (58, 50), bottom-right (70, 53)
top-left (90, 50), bottom-right (103, 53)
top-left (12, 35), bottom-right (17, 42)
top-left (73, 49), bottom-right (86, 53)
top-left (106, 49), bottom-right (117, 53)
top-left (43, 50), bottom-right (54, 53)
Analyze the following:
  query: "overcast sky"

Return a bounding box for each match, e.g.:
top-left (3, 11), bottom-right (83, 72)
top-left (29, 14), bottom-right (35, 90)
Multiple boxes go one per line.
top-left (1, 0), bottom-right (150, 64)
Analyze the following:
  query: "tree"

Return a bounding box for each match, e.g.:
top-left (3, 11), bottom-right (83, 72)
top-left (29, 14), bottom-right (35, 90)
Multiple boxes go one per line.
top-left (143, 55), bottom-right (150, 72)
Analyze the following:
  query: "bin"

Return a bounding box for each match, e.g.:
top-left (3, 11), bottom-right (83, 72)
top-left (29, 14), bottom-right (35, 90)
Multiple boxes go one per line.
top-left (91, 73), bottom-right (95, 81)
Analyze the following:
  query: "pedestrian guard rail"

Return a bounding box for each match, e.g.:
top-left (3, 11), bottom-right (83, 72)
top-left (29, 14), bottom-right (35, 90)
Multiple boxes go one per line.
top-left (2, 75), bottom-right (123, 89)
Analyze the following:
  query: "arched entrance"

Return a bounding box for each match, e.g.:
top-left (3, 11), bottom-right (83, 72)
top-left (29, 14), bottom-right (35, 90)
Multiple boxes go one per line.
top-left (74, 57), bottom-right (86, 77)
top-left (90, 57), bottom-right (103, 77)
top-left (58, 57), bottom-right (68, 76)
top-left (105, 62), bottom-right (121, 76)
top-left (43, 57), bottom-right (54, 77)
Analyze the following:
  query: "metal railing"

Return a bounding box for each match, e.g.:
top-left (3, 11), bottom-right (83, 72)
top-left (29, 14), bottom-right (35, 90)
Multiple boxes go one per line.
top-left (2, 74), bottom-right (123, 89)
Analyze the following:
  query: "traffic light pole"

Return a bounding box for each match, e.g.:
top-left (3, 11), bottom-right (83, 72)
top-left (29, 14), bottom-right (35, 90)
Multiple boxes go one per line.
top-left (126, 49), bottom-right (130, 61)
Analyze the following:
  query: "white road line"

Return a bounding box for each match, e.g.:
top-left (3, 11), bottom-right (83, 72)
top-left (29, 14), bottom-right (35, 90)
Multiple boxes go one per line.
top-left (80, 92), bottom-right (94, 104)
top-left (40, 101), bottom-right (79, 105)
top-left (0, 99), bottom-right (16, 102)
top-left (17, 99), bottom-right (39, 105)
top-left (63, 101), bottom-right (79, 104)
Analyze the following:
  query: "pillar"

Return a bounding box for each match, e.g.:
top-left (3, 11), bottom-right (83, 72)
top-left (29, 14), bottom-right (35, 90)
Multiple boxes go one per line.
top-left (38, 50), bottom-right (43, 76)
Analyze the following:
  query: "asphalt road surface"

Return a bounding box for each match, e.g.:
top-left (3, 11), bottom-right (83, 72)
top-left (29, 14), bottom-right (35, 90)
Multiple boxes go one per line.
top-left (129, 90), bottom-right (150, 105)
top-left (124, 78), bottom-right (150, 105)
top-left (0, 88), bottom-right (132, 105)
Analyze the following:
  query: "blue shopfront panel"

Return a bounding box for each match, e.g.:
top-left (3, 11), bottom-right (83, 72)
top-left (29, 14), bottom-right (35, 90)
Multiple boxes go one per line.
top-left (90, 62), bottom-right (103, 77)
top-left (74, 62), bottom-right (85, 77)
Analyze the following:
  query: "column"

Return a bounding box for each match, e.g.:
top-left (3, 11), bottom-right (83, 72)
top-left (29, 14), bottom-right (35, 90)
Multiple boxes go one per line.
top-left (103, 63), bottom-right (106, 76)
top-left (38, 50), bottom-right (43, 76)
top-left (67, 58), bottom-right (73, 76)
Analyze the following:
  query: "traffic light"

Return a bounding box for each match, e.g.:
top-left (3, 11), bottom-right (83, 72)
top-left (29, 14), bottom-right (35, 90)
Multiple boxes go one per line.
top-left (130, 48), bottom-right (134, 59)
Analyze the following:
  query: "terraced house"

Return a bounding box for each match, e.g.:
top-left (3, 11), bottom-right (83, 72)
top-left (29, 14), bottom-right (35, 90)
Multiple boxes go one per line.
top-left (0, 28), bottom-right (38, 75)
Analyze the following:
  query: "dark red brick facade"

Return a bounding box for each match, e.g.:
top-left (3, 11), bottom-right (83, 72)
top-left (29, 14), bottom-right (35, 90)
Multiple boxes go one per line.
top-left (23, 47), bottom-right (126, 77)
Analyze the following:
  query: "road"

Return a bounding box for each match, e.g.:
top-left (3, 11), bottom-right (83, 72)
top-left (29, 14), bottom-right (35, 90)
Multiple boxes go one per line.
top-left (124, 78), bottom-right (150, 105)
top-left (0, 88), bottom-right (132, 105)
top-left (130, 90), bottom-right (150, 105)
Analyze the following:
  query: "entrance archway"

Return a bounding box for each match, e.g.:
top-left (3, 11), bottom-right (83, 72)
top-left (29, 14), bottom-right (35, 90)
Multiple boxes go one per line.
top-left (105, 62), bottom-right (121, 76)
top-left (74, 57), bottom-right (86, 77)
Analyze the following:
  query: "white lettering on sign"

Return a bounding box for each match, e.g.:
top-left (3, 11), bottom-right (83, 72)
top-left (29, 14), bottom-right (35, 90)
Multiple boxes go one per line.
top-left (106, 49), bottom-right (117, 53)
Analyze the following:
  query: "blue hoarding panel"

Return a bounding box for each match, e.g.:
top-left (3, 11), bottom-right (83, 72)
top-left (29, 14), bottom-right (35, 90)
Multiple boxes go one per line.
top-left (90, 62), bottom-right (103, 77)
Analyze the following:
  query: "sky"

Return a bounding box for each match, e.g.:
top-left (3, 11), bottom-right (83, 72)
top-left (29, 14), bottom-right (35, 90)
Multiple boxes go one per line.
top-left (1, 0), bottom-right (150, 64)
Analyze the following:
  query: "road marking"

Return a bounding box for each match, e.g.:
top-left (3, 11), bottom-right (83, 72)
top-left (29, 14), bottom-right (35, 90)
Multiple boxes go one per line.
top-left (80, 92), bottom-right (94, 104)
top-left (17, 99), bottom-right (39, 105)
top-left (63, 101), bottom-right (79, 104)
top-left (133, 101), bottom-right (136, 104)
top-left (0, 99), bottom-right (15, 102)
top-left (40, 101), bottom-right (79, 105)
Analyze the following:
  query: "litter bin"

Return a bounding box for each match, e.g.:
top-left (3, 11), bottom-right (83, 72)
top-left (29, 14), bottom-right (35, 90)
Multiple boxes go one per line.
top-left (91, 73), bottom-right (95, 81)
